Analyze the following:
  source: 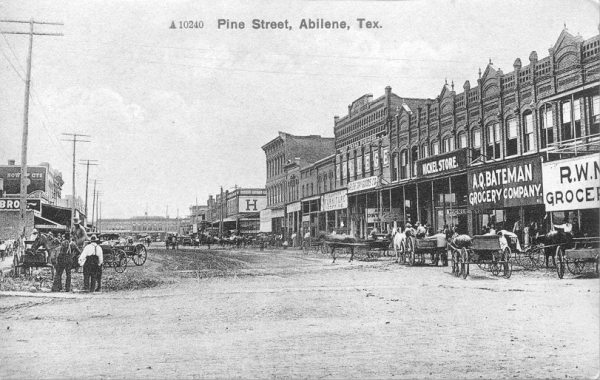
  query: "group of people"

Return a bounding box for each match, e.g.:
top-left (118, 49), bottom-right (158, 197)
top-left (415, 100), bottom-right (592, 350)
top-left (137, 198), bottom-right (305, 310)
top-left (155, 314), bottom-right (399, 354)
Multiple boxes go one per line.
top-left (28, 216), bottom-right (105, 293)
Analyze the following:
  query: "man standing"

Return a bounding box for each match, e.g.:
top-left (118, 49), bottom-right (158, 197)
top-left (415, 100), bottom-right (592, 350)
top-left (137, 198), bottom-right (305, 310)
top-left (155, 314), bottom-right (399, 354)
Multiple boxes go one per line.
top-left (78, 234), bottom-right (103, 292)
top-left (71, 217), bottom-right (88, 251)
top-left (51, 232), bottom-right (80, 292)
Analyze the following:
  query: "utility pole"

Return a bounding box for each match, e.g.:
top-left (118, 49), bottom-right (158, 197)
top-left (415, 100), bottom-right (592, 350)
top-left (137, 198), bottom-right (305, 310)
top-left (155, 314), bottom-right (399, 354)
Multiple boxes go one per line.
top-left (1, 19), bottom-right (63, 237)
top-left (62, 133), bottom-right (91, 228)
top-left (90, 179), bottom-right (100, 232)
top-left (219, 186), bottom-right (224, 239)
top-left (79, 159), bottom-right (98, 229)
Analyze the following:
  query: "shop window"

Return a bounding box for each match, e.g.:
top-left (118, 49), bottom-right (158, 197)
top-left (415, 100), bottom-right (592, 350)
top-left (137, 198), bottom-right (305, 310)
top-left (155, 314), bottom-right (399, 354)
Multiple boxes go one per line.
top-left (391, 153), bottom-right (398, 181)
top-left (411, 146), bottom-right (419, 177)
top-left (523, 112), bottom-right (534, 153)
top-left (486, 122), bottom-right (501, 160)
top-left (431, 141), bottom-right (440, 156)
top-left (540, 105), bottom-right (554, 148)
top-left (505, 118), bottom-right (518, 156)
top-left (458, 132), bottom-right (467, 149)
top-left (591, 95), bottom-right (600, 135)
top-left (400, 150), bottom-right (408, 179)
top-left (561, 101), bottom-right (572, 141)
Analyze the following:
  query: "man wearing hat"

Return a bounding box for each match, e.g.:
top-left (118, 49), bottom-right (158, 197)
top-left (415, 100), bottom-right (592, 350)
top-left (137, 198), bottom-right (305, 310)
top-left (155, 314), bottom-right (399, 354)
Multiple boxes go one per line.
top-left (71, 216), bottom-right (88, 251)
top-left (51, 232), bottom-right (81, 292)
top-left (78, 234), bottom-right (103, 292)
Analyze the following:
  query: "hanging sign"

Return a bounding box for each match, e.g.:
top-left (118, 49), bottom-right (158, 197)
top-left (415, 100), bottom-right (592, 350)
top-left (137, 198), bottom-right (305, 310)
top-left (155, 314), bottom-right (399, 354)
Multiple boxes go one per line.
top-left (542, 154), bottom-right (600, 212)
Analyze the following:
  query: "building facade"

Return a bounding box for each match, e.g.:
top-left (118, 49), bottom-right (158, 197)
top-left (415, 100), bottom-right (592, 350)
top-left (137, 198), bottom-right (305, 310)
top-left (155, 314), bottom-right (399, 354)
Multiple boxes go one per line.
top-left (261, 132), bottom-right (335, 235)
top-left (382, 28), bottom-right (599, 236)
top-left (205, 187), bottom-right (267, 236)
top-left (99, 216), bottom-right (185, 239)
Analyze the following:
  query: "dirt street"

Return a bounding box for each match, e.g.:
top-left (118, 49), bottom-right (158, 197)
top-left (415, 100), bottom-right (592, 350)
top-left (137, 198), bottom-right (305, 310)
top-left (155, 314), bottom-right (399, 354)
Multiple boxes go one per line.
top-left (1, 248), bottom-right (598, 379)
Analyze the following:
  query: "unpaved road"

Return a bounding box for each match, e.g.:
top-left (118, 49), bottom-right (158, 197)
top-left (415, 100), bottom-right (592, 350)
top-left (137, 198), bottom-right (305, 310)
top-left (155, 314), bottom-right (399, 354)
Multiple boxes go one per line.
top-left (1, 248), bottom-right (598, 379)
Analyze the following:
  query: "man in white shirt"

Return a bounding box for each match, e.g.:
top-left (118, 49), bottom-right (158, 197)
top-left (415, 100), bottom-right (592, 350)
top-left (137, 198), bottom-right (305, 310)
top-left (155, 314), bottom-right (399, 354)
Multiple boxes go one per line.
top-left (78, 235), bottom-right (103, 292)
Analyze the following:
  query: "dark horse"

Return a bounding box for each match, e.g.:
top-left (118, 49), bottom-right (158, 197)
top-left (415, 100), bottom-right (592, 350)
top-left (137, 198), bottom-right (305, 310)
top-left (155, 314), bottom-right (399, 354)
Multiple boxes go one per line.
top-left (534, 228), bottom-right (574, 267)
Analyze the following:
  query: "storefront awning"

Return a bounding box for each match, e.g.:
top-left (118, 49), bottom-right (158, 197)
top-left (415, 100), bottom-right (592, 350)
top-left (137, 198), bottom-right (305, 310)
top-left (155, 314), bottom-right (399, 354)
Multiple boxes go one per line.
top-left (34, 214), bottom-right (67, 231)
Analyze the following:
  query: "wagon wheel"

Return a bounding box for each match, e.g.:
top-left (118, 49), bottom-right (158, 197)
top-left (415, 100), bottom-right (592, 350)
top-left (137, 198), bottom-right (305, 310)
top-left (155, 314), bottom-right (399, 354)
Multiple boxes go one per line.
top-left (319, 243), bottom-right (328, 255)
top-left (566, 260), bottom-right (583, 275)
top-left (490, 261), bottom-right (500, 276)
top-left (132, 244), bottom-right (147, 266)
top-left (525, 246), bottom-right (542, 270)
top-left (115, 249), bottom-right (128, 273)
top-left (556, 246), bottom-right (565, 279)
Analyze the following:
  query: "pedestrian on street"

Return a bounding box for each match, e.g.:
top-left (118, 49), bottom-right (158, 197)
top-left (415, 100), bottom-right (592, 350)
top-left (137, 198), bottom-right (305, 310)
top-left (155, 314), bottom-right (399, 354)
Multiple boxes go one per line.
top-left (78, 234), bottom-right (103, 293)
top-left (513, 220), bottom-right (524, 245)
top-left (51, 232), bottom-right (81, 292)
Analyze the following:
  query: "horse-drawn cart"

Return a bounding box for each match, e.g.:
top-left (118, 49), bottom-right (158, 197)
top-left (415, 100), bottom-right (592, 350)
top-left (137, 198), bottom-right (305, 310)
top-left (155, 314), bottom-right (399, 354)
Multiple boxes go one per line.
top-left (99, 244), bottom-right (128, 273)
top-left (556, 237), bottom-right (599, 279)
top-left (404, 234), bottom-right (448, 266)
top-left (13, 240), bottom-right (54, 277)
top-left (454, 235), bottom-right (512, 279)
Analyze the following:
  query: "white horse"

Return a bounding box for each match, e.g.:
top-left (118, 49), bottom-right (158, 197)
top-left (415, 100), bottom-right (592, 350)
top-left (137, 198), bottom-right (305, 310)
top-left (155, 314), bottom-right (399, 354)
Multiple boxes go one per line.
top-left (391, 227), bottom-right (407, 263)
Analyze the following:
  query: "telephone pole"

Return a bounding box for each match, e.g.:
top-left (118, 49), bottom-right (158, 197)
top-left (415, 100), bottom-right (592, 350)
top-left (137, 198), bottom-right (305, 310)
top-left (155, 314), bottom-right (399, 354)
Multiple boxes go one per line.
top-left (62, 133), bottom-right (91, 228)
top-left (90, 179), bottom-right (101, 232)
top-left (79, 159), bottom-right (98, 228)
top-left (1, 19), bottom-right (63, 237)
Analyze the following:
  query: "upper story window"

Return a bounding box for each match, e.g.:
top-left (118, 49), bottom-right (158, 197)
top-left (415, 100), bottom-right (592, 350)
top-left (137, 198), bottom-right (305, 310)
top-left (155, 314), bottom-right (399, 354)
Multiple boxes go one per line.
top-left (431, 141), bottom-right (440, 156)
top-left (591, 95), bottom-right (600, 135)
top-left (506, 118), bottom-right (518, 157)
top-left (486, 122), bottom-right (501, 160)
top-left (574, 98), bottom-right (582, 139)
top-left (523, 112), bottom-right (535, 153)
top-left (472, 129), bottom-right (482, 162)
top-left (458, 132), bottom-right (467, 149)
top-left (391, 153), bottom-right (398, 182)
top-left (421, 143), bottom-right (429, 159)
top-left (561, 101), bottom-right (573, 141)
top-left (411, 146), bottom-right (419, 177)
top-left (442, 136), bottom-right (455, 153)
top-left (400, 150), bottom-right (408, 180)
top-left (540, 105), bottom-right (554, 148)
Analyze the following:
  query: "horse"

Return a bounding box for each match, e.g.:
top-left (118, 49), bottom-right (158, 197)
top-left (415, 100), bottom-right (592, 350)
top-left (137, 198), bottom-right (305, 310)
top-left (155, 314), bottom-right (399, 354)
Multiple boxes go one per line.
top-left (23, 233), bottom-right (62, 278)
top-left (391, 227), bottom-right (409, 263)
top-left (534, 228), bottom-right (573, 268)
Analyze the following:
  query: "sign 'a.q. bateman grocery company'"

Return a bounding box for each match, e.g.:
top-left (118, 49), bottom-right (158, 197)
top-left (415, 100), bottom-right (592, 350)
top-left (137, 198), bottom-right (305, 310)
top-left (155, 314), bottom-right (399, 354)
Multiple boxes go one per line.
top-left (417, 149), bottom-right (467, 177)
top-left (542, 154), bottom-right (600, 212)
top-left (467, 156), bottom-right (544, 209)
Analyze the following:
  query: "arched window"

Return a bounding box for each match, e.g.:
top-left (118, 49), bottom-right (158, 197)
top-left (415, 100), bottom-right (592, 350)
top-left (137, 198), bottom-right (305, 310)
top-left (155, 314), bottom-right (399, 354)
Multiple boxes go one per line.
top-left (400, 150), bottom-right (408, 179)
top-left (486, 122), bottom-right (501, 160)
top-left (505, 117), bottom-right (518, 156)
top-left (421, 143), bottom-right (428, 159)
top-left (540, 104), bottom-right (554, 148)
top-left (431, 140), bottom-right (440, 156)
top-left (523, 111), bottom-right (534, 153)
top-left (442, 136), bottom-right (454, 153)
top-left (411, 146), bottom-right (419, 177)
top-left (391, 152), bottom-right (398, 182)
top-left (458, 132), bottom-right (467, 149)
top-left (561, 100), bottom-right (572, 141)
top-left (472, 128), bottom-right (481, 160)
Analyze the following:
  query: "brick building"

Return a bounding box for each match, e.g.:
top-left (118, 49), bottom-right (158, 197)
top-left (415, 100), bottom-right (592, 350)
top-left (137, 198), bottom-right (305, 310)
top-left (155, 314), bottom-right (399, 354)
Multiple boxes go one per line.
top-left (205, 187), bottom-right (267, 236)
top-left (261, 132), bottom-right (334, 235)
top-left (381, 27), bottom-right (599, 236)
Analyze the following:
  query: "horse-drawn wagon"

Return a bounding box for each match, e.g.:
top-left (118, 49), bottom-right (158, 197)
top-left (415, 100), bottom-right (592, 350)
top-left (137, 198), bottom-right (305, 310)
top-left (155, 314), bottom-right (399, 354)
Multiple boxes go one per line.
top-left (404, 234), bottom-right (449, 266)
top-left (97, 234), bottom-right (147, 270)
top-left (13, 239), bottom-right (56, 277)
top-left (556, 237), bottom-right (599, 279)
top-left (453, 234), bottom-right (512, 279)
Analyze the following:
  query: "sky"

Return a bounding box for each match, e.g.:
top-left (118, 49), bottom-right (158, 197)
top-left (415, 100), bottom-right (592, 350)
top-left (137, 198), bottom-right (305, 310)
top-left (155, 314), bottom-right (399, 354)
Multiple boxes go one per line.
top-left (0, 0), bottom-right (598, 219)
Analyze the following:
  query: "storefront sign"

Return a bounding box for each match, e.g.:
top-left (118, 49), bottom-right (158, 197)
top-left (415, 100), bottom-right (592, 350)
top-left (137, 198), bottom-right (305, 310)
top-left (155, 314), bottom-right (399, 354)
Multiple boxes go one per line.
top-left (271, 209), bottom-right (284, 218)
top-left (321, 190), bottom-right (348, 211)
top-left (0, 198), bottom-right (40, 211)
top-left (0, 166), bottom-right (48, 195)
top-left (542, 154), bottom-right (600, 212)
top-left (238, 196), bottom-right (266, 213)
top-left (357, 155), bottom-right (363, 176)
top-left (348, 176), bottom-right (379, 193)
top-left (467, 156), bottom-right (543, 209)
top-left (383, 148), bottom-right (389, 167)
top-left (445, 208), bottom-right (467, 216)
top-left (418, 149), bottom-right (467, 177)
top-left (365, 152), bottom-right (371, 173)
top-left (349, 157), bottom-right (355, 178)
top-left (302, 215), bottom-right (310, 222)
top-left (366, 208), bottom-right (380, 223)
top-left (287, 201), bottom-right (301, 213)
